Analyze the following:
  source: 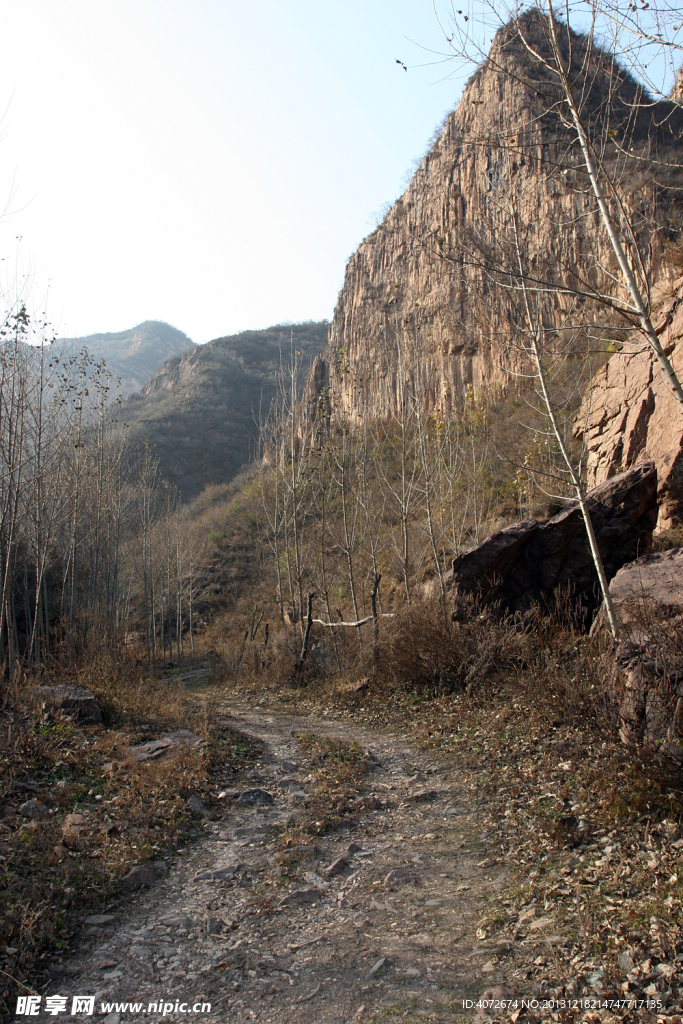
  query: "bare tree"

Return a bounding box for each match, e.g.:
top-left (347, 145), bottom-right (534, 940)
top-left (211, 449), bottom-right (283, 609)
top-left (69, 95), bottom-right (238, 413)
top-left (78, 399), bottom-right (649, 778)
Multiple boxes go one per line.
top-left (437, 1), bottom-right (683, 409)
top-left (441, 136), bottom-right (621, 631)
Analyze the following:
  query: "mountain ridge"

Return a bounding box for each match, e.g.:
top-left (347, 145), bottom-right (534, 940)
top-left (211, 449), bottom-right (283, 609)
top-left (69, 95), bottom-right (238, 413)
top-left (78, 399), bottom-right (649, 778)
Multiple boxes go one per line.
top-left (309, 10), bottom-right (683, 428)
top-left (119, 321), bottom-right (328, 498)
top-left (58, 320), bottom-right (195, 398)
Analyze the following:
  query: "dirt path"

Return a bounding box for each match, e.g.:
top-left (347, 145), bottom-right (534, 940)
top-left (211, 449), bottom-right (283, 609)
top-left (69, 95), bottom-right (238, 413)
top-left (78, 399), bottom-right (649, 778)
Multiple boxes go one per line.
top-left (45, 702), bottom-right (523, 1023)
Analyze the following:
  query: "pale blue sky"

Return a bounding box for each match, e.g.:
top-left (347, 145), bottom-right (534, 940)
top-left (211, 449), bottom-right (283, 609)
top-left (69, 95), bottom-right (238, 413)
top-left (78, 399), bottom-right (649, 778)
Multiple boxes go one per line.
top-left (0, 0), bottom-right (471, 342)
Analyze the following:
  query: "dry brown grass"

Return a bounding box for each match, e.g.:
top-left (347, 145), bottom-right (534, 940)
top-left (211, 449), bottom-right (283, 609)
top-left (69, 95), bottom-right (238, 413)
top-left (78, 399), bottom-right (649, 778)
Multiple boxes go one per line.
top-left (652, 526), bottom-right (683, 552)
top-left (0, 644), bottom-right (257, 1018)
top-left (239, 592), bottom-right (683, 817)
top-left (371, 594), bottom-right (529, 695)
top-left (297, 732), bottom-right (369, 788)
top-left (275, 733), bottom-right (372, 842)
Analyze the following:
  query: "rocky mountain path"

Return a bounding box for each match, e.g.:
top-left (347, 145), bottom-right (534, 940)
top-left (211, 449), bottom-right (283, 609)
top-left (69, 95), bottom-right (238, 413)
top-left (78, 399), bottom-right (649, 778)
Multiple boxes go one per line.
top-left (47, 701), bottom-right (523, 1023)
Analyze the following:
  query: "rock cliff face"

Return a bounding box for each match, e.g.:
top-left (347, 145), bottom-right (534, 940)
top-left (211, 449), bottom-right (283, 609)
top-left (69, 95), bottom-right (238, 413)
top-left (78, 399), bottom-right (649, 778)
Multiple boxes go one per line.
top-left (314, 13), bottom-right (680, 428)
top-left (446, 462), bottom-right (658, 618)
top-left (574, 277), bottom-right (683, 529)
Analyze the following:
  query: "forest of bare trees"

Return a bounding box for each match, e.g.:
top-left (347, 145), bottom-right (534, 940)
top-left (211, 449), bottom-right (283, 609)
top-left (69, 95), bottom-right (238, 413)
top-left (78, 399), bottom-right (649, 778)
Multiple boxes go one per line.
top-left (253, 324), bottom-right (581, 661)
top-left (7, 3), bottom-right (683, 668)
top-left (0, 303), bottom-right (207, 685)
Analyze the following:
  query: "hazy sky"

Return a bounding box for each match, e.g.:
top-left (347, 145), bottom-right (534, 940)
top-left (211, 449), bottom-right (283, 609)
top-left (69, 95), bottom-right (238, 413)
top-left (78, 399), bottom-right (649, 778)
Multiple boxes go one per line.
top-left (0, 1), bottom-right (470, 343)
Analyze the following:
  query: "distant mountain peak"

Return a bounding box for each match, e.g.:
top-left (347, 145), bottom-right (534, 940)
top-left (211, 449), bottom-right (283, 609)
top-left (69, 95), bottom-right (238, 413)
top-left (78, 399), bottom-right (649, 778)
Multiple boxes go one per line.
top-left (120, 320), bottom-right (329, 499)
top-left (57, 320), bottom-right (196, 398)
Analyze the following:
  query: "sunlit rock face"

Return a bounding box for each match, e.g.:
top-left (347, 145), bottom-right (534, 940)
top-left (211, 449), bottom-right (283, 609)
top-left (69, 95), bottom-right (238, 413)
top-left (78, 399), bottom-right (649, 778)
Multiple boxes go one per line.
top-left (574, 277), bottom-right (683, 530)
top-left (314, 12), bottom-right (679, 427)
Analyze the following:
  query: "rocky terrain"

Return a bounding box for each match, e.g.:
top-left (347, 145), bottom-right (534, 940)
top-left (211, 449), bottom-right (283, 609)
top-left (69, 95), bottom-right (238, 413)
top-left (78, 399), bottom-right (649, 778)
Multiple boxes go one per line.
top-left (448, 463), bottom-right (658, 616)
top-left (58, 322), bottom-right (195, 399)
top-left (43, 704), bottom-right (504, 1024)
top-left (32, 684), bottom-right (683, 1024)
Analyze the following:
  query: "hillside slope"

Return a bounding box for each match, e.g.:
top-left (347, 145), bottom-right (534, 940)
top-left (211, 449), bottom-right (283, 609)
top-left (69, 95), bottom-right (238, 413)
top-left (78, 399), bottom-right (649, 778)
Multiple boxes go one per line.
top-left (59, 320), bottom-right (195, 397)
top-left (120, 321), bottom-right (328, 498)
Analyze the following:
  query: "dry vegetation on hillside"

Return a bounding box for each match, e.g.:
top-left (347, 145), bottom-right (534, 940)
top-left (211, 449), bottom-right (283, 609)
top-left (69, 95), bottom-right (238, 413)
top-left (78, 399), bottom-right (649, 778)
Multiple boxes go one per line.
top-left (220, 595), bottom-right (683, 1021)
top-left (0, 645), bottom-right (262, 1015)
top-left (6, 4), bottom-right (683, 1019)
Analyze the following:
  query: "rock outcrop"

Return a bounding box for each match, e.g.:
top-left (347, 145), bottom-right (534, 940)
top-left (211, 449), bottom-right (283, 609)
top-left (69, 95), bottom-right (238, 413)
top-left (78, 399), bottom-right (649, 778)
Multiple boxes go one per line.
top-left (599, 548), bottom-right (683, 631)
top-left (599, 549), bottom-right (683, 759)
top-left (37, 685), bottom-right (102, 724)
top-left (605, 640), bottom-right (683, 759)
top-left (309, 12), bottom-right (682, 428)
top-left (446, 463), bottom-right (658, 616)
top-left (574, 278), bottom-right (683, 529)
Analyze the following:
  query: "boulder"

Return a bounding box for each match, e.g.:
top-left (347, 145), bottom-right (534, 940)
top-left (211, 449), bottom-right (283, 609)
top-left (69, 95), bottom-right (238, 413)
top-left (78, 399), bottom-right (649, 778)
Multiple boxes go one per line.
top-left (37, 685), bottom-right (102, 724)
top-left (384, 868), bottom-right (412, 887)
top-left (593, 547), bottom-right (683, 633)
top-left (446, 463), bottom-right (658, 617)
top-left (122, 860), bottom-right (167, 886)
top-left (342, 678), bottom-right (370, 698)
top-left (325, 856), bottom-right (348, 877)
top-left (237, 788), bottom-right (274, 806)
top-left (63, 812), bottom-right (87, 829)
top-left (277, 887), bottom-right (322, 907)
top-left (20, 799), bottom-right (47, 819)
top-left (193, 864), bottom-right (239, 881)
top-left (599, 548), bottom-right (683, 759)
top-left (186, 794), bottom-right (208, 816)
top-left (605, 639), bottom-right (683, 761)
top-left (205, 916), bottom-right (227, 935)
top-left (366, 957), bottom-right (390, 979)
top-left (129, 730), bottom-right (206, 762)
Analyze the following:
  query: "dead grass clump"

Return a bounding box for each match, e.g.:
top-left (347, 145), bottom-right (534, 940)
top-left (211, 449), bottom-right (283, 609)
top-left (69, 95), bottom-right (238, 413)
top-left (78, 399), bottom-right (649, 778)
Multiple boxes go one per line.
top-left (373, 595), bottom-right (529, 695)
top-left (520, 609), bottom-right (609, 720)
top-left (297, 733), bottom-right (368, 785)
top-left (0, 643), bottom-right (257, 1017)
top-left (292, 733), bottom-right (370, 837)
top-left (652, 526), bottom-right (683, 552)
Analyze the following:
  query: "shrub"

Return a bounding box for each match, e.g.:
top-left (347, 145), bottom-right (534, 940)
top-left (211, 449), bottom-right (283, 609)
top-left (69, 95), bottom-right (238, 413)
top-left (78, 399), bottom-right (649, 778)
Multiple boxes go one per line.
top-left (373, 594), bottom-right (529, 695)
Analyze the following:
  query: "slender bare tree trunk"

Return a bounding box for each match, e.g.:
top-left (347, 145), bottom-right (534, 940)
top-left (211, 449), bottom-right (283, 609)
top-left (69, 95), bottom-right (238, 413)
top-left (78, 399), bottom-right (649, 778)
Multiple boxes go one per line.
top-left (510, 214), bottom-right (621, 637)
top-left (518, 5), bottom-right (683, 412)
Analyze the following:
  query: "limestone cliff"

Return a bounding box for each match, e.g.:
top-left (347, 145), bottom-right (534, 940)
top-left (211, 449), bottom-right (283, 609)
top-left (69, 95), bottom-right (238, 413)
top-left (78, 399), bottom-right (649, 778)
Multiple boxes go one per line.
top-left (314, 12), bottom-right (682, 427)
